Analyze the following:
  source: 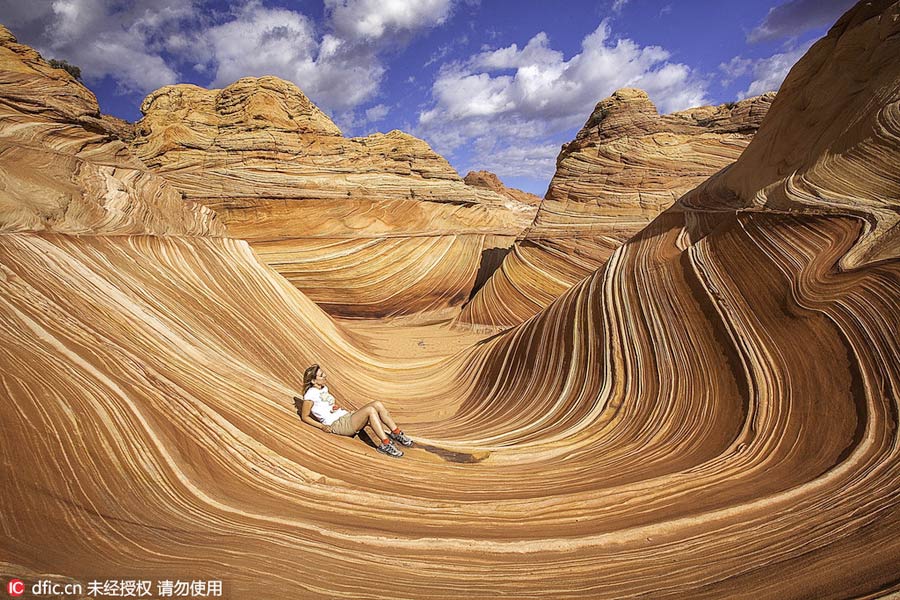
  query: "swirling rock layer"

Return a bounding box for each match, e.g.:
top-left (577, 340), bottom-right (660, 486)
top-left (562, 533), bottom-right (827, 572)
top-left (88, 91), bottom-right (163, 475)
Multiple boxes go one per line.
top-left (2, 1), bottom-right (900, 598)
top-left (132, 77), bottom-right (535, 316)
top-left (0, 26), bottom-right (221, 236)
top-left (459, 89), bottom-right (773, 328)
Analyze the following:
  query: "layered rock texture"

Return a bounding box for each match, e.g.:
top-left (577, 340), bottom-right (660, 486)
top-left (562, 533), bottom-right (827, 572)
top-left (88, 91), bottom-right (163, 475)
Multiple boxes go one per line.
top-left (464, 169), bottom-right (543, 206)
top-left (0, 27), bottom-right (220, 236)
top-left (458, 88), bottom-right (774, 328)
top-left (3, 1), bottom-right (900, 598)
top-left (131, 77), bottom-right (535, 317)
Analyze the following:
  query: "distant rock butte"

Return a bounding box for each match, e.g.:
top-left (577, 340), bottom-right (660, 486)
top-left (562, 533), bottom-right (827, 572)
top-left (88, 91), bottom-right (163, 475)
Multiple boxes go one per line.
top-left (538, 88), bottom-right (773, 230)
top-left (464, 170), bottom-right (543, 207)
top-left (459, 88), bottom-right (774, 328)
top-left (0, 26), bottom-right (221, 236)
top-left (132, 76), bottom-right (536, 317)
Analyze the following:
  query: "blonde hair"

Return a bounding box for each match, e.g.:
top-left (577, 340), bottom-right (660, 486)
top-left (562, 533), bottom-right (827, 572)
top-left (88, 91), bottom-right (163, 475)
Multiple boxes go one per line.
top-left (303, 364), bottom-right (320, 393)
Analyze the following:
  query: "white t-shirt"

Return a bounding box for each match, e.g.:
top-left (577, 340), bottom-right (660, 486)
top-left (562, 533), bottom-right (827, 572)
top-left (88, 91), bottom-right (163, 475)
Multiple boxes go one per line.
top-left (304, 385), bottom-right (350, 426)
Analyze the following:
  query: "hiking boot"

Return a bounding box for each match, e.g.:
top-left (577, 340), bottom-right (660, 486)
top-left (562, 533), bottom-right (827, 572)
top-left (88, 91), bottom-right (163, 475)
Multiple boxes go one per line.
top-left (388, 430), bottom-right (414, 447)
top-left (377, 441), bottom-right (404, 458)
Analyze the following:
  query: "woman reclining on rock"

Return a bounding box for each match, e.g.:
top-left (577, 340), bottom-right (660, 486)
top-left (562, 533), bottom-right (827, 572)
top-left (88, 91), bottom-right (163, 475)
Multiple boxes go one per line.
top-left (295, 364), bottom-right (413, 458)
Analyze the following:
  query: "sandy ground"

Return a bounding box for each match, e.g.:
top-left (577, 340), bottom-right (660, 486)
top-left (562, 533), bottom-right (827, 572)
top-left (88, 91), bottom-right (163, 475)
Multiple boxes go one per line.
top-left (334, 313), bottom-right (503, 361)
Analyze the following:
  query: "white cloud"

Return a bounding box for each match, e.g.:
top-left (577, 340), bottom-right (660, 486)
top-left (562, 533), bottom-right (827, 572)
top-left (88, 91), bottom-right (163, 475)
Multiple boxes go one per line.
top-left (464, 141), bottom-right (560, 180)
top-left (198, 0), bottom-right (459, 112)
top-left (611, 0), bottom-right (629, 14)
top-left (203, 6), bottom-right (318, 84)
top-left (4, 0), bottom-right (456, 114)
top-left (719, 56), bottom-right (754, 85)
top-left (332, 103), bottom-right (392, 135)
top-left (421, 22), bottom-right (706, 127)
top-left (3, 0), bottom-right (189, 93)
top-left (471, 31), bottom-right (563, 71)
top-left (416, 21), bottom-right (709, 184)
top-left (720, 40), bottom-right (813, 99)
top-left (325, 0), bottom-right (454, 42)
top-left (87, 34), bottom-right (180, 93)
top-left (424, 34), bottom-right (468, 67)
top-left (747, 0), bottom-right (855, 43)
top-left (0, 1), bottom-right (51, 29)
top-left (364, 104), bottom-right (390, 122)
top-left (199, 2), bottom-right (383, 111)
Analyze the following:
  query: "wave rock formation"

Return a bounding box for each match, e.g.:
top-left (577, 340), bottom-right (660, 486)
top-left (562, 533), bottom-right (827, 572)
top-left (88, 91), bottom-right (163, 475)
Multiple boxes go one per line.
top-left (131, 77), bottom-right (535, 317)
top-left (459, 88), bottom-right (773, 329)
top-left (0, 28), bottom-right (221, 237)
top-left (2, 1), bottom-right (900, 598)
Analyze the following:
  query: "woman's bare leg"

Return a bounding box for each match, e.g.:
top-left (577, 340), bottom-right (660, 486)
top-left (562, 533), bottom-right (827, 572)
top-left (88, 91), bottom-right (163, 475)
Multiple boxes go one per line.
top-left (365, 424), bottom-right (383, 443)
top-left (349, 406), bottom-right (387, 442)
top-left (360, 401), bottom-right (398, 432)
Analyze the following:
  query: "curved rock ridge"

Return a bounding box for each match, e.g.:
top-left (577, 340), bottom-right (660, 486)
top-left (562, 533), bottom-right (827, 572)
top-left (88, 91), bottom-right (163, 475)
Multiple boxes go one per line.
top-left (0, 25), bottom-right (222, 236)
top-left (679, 1), bottom-right (900, 269)
top-left (464, 170), bottom-right (543, 206)
top-left (458, 88), bottom-right (773, 328)
top-left (132, 76), bottom-right (535, 316)
top-left (1, 2), bottom-right (900, 598)
top-left (3, 215), bottom-right (899, 596)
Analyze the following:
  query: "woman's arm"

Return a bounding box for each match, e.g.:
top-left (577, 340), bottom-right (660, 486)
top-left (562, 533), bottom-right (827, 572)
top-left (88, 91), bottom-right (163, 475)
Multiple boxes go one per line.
top-left (298, 399), bottom-right (332, 433)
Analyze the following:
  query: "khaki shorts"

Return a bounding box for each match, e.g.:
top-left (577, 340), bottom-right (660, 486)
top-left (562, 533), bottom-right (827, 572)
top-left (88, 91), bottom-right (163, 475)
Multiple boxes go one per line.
top-left (329, 412), bottom-right (358, 436)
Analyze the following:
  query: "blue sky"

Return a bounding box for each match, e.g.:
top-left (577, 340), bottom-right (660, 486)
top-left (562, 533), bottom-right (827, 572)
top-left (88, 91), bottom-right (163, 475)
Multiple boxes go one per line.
top-left (1, 0), bottom-right (856, 195)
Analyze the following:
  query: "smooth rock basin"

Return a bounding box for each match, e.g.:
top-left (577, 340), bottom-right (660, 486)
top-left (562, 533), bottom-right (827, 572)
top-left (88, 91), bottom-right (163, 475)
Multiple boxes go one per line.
top-left (1, 1), bottom-right (900, 598)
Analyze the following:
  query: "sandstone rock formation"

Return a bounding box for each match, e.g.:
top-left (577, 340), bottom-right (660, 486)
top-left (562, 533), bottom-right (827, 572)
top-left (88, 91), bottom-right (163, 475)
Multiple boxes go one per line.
top-left (2, 1), bottom-right (900, 598)
top-left (458, 88), bottom-right (774, 328)
top-left (131, 77), bottom-right (535, 317)
top-left (464, 170), bottom-right (543, 206)
top-left (98, 113), bottom-right (135, 143)
top-left (0, 26), bottom-right (220, 236)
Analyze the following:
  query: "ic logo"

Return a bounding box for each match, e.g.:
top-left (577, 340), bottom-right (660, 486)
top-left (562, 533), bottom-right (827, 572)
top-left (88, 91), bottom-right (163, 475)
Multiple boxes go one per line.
top-left (6, 579), bottom-right (24, 597)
